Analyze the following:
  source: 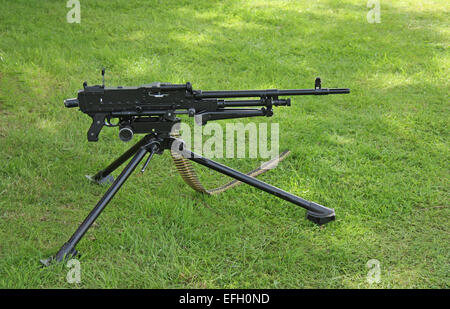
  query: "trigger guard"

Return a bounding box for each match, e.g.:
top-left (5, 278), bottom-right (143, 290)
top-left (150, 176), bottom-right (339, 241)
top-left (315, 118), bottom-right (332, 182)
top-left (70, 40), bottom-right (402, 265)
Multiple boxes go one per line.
top-left (105, 116), bottom-right (120, 127)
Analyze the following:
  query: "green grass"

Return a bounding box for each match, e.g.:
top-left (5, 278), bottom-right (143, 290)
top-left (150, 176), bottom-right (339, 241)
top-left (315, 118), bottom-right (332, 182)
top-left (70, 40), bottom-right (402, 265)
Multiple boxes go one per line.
top-left (0, 0), bottom-right (448, 288)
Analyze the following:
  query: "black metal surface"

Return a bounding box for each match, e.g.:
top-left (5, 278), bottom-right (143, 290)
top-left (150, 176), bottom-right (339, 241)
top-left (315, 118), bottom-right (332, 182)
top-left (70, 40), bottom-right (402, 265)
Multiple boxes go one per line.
top-left (63, 98), bottom-right (79, 108)
top-left (196, 87), bottom-right (350, 98)
top-left (194, 108), bottom-right (268, 125)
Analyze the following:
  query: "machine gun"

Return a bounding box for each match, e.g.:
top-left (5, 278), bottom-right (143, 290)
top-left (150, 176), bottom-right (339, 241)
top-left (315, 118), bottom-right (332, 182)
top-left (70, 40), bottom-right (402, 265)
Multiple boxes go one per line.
top-left (41, 69), bottom-right (350, 265)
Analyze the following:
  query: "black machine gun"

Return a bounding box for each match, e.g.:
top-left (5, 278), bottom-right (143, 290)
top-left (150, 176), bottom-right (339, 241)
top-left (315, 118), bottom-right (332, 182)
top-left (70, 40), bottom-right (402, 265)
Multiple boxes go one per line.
top-left (64, 69), bottom-right (349, 142)
top-left (41, 69), bottom-right (349, 265)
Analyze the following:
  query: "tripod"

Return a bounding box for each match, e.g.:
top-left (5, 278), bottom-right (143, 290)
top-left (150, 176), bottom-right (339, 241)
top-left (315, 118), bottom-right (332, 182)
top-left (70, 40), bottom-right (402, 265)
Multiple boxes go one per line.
top-left (41, 134), bottom-right (335, 266)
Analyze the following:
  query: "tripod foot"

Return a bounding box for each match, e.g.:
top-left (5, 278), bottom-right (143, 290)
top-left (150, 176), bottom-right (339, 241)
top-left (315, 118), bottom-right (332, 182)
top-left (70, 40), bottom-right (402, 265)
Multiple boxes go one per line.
top-left (40, 242), bottom-right (79, 267)
top-left (86, 174), bottom-right (114, 185)
top-left (306, 209), bottom-right (335, 226)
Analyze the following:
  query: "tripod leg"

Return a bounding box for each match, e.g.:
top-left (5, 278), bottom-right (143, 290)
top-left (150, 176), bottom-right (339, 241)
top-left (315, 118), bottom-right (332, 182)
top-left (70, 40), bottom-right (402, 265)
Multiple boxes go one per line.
top-left (87, 135), bottom-right (152, 184)
top-left (41, 142), bottom-right (157, 266)
top-left (181, 148), bottom-right (335, 225)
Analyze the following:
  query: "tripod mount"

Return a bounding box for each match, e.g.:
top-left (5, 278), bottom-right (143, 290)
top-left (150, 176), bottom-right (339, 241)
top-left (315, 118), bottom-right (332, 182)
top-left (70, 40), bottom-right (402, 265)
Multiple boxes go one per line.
top-left (41, 133), bottom-right (335, 266)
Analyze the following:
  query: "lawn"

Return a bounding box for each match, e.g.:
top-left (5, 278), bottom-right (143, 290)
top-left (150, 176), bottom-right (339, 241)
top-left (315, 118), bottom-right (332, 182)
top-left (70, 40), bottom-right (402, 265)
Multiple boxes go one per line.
top-left (0, 0), bottom-right (448, 288)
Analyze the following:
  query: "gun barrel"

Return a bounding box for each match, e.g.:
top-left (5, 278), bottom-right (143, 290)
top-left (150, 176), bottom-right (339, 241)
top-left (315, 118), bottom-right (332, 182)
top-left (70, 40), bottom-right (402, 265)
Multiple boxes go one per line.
top-left (197, 88), bottom-right (349, 98)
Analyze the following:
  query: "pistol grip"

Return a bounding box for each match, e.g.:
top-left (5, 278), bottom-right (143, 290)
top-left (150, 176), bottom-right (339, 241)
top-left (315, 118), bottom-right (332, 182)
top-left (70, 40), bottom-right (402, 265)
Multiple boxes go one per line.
top-left (87, 113), bottom-right (107, 141)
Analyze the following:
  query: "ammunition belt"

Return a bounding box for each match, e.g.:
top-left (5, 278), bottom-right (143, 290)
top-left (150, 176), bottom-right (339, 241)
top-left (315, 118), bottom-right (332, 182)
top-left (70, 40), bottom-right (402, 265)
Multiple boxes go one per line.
top-left (170, 135), bottom-right (290, 195)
